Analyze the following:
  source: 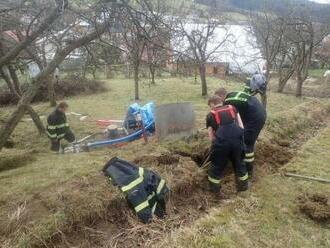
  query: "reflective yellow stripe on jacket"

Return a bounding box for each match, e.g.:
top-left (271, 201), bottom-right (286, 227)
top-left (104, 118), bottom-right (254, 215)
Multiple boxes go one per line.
top-left (121, 167), bottom-right (144, 192)
top-left (134, 200), bottom-right (149, 212)
top-left (47, 123), bottom-right (69, 130)
top-left (156, 179), bottom-right (165, 194)
top-left (46, 131), bottom-right (57, 139)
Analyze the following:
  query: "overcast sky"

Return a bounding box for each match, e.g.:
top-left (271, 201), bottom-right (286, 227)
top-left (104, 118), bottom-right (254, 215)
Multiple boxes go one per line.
top-left (309, 0), bottom-right (330, 3)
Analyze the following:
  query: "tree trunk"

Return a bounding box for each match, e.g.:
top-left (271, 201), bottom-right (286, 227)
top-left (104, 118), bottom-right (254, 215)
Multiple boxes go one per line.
top-left (25, 105), bottom-right (46, 134)
top-left (92, 67), bottom-right (97, 79)
top-left (48, 76), bottom-right (57, 107)
top-left (149, 64), bottom-right (155, 85)
top-left (261, 66), bottom-right (271, 108)
top-left (0, 67), bottom-right (20, 101)
top-left (82, 65), bottom-right (87, 78)
top-left (0, 66), bottom-right (45, 133)
top-left (0, 105), bottom-right (27, 149)
top-left (0, 2), bottom-right (67, 68)
top-left (199, 64), bottom-right (207, 96)
top-left (277, 79), bottom-right (286, 93)
top-left (105, 64), bottom-right (113, 79)
top-left (8, 65), bottom-right (22, 95)
top-left (134, 64), bottom-right (140, 100)
top-left (296, 73), bottom-right (303, 97)
top-left (0, 23), bottom-right (107, 150)
top-left (278, 68), bottom-right (294, 93)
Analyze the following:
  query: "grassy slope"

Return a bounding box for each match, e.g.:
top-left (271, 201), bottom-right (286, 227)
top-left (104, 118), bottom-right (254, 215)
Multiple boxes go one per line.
top-left (0, 77), bottom-right (307, 200)
top-left (0, 76), bottom-right (327, 247)
top-left (160, 126), bottom-right (330, 248)
top-left (309, 69), bottom-right (327, 79)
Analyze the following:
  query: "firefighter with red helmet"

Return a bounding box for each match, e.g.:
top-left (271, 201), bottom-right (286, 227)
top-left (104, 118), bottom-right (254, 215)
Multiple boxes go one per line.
top-left (206, 95), bottom-right (249, 194)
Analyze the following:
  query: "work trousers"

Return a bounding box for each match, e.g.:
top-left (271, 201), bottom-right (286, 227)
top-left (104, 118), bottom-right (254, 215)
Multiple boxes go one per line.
top-left (50, 130), bottom-right (75, 151)
top-left (243, 120), bottom-right (265, 176)
top-left (208, 139), bottom-right (248, 192)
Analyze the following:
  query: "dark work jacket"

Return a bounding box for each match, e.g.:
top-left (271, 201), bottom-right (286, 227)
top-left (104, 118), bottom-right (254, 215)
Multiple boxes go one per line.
top-left (103, 157), bottom-right (169, 223)
top-left (47, 109), bottom-right (71, 140)
top-left (224, 91), bottom-right (266, 129)
top-left (214, 122), bottom-right (244, 147)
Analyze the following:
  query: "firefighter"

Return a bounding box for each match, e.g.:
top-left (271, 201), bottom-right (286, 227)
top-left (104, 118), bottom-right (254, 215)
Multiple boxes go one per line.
top-left (215, 75), bottom-right (267, 179)
top-left (206, 96), bottom-right (248, 195)
top-left (46, 102), bottom-right (75, 152)
top-left (102, 157), bottom-right (169, 224)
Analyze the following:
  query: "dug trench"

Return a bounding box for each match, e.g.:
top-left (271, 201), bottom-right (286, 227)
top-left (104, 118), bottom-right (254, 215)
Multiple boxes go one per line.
top-left (6, 101), bottom-right (329, 248)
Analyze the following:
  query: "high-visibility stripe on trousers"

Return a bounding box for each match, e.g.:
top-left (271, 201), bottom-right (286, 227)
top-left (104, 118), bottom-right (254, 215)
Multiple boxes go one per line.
top-left (208, 176), bottom-right (221, 184)
top-left (244, 152), bottom-right (255, 163)
top-left (238, 173), bottom-right (249, 181)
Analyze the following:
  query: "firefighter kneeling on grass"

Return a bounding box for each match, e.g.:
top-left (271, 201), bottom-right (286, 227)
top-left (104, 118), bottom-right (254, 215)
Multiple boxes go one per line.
top-left (47, 102), bottom-right (75, 152)
top-left (206, 96), bottom-right (249, 195)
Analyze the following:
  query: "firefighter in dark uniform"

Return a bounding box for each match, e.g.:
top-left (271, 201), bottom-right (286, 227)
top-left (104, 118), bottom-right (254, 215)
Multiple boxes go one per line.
top-left (103, 157), bottom-right (169, 223)
top-left (215, 74), bottom-right (267, 178)
top-left (206, 96), bottom-right (249, 194)
top-left (47, 102), bottom-right (75, 152)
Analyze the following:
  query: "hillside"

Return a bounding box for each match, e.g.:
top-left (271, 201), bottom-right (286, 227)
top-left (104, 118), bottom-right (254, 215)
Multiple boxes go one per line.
top-left (1, 75), bottom-right (330, 247)
top-left (195, 0), bottom-right (330, 22)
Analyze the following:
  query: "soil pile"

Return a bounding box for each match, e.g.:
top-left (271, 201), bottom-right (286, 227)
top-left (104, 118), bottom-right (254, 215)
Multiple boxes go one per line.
top-left (133, 153), bottom-right (180, 166)
top-left (298, 194), bottom-right (330, 223)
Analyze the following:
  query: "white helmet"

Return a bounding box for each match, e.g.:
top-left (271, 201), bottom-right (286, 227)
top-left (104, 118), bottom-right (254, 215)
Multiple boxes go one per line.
top-left (249, 73), bottom-right (267, 95)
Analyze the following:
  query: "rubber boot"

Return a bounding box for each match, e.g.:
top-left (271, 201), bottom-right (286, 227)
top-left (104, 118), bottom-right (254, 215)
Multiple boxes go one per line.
top-left (246, 163), bottom-right (254, 179)
top-left (209, 181), bottom-right (220, 193)
top-left (236, 179), bottom-right (249, 192)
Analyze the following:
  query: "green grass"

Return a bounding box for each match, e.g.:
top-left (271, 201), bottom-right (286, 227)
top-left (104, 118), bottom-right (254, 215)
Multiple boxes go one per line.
top-left (309, 69), bottom-right (327, 79)
top-left (0, 75), bottom-right (328, 247)
top-left (160, 126), bottom-right (330, 248)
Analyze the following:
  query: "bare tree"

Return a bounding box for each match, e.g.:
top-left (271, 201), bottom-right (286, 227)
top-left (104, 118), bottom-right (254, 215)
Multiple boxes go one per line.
top-left (248, 9), bottom-right (286, 106)
top-left (119, 0), bottom-right (170, 99)
top-left (282, 8), bottom-right (329, 97)
top-left (276, 51), bottom-right (295, 93)
top-left (0, 0), bottom-right (68, 134)
top-left (122, 21), bottom-right (147, 100)
top-left (0, 0), bottom-right (116, 150)
top-left (315, 36), bottom-right (330, 68)
top-left (177, 14), bottom-right (230, 96)
top-left (145, 32), bottom-right (169, 85)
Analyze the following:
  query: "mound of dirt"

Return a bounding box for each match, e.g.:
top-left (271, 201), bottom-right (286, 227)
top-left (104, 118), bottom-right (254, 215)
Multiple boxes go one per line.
top-left (256, 139), bottom-right (294, 171)
top-left (133, 153), bottom-right (180, 166)
top-left (298, 194), bottom-right (330, 223)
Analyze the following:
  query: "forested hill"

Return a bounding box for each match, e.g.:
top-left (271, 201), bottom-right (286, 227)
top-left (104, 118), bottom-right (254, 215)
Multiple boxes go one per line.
top-left (195, 0), bottom-right (330, 23)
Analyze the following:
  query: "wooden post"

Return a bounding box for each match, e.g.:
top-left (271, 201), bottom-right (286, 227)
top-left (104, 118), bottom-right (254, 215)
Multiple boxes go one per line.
top-left (284, 173), bottom-right (330, 184)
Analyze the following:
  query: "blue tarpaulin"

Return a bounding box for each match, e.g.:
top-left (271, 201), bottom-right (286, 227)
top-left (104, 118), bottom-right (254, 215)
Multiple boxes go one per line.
top-left (126, 102), bottom-right (155, 132)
